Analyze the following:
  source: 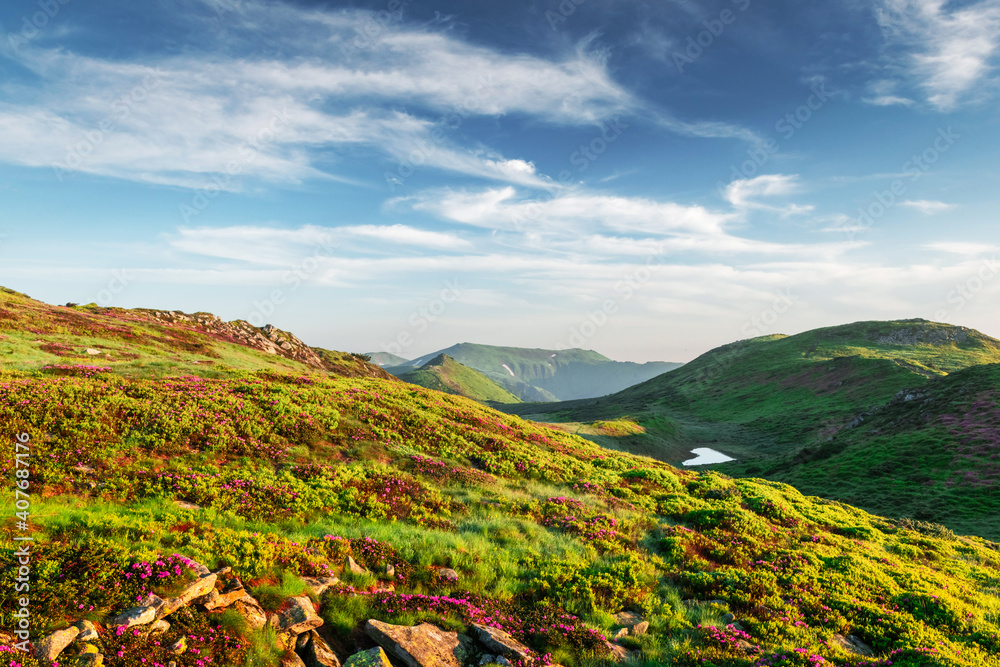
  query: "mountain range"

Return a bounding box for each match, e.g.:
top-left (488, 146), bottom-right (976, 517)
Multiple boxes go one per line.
top-left (369, 343), bottom-right (683, 402)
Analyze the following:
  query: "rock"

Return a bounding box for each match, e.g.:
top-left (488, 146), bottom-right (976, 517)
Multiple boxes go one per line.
top-left (33, 626), bottom-right (80, 661)
top-left (214, 566), bottom-right (232, 576)
top-left (297, 629), bottom-right (342, 667)
top-left (604, 641), bottom-right (630, 663)
top-left (197, 590), bottom-right (222, 608)
top-left (233, 595), bottom-right (268, 630)
top-left (385, 564), bottom-right (395, 578)
top-left (108, 605), bottom-right (157, 628)
top-left (343, 647), bottom-right (393, 667)
top-left (434, 567), bottom-right (459, 582)
top-left (469, 624), bottom-right (532, 662)
top-left (630, 621), bottom-right (649, 636)
top-left (74, 620), bottom-right (99, 642)
top-left (77, 652), bottom-right (105, 667)
top-left (149, 620), bottom-right (171, 636)
top-left (271, 596), bottom-right (324, 635)
top-left (282, 652), bottom-right (308, 667)
top-left (478, 656), bottom-right (510, 667)
top-left (169, 637), bottom-right (187, 654)
top-left (613, 611), bottom-right (643, 626)
top-left (174, 500), bottom-right (202, 511)
top-left (613, 628), bottom-right (628, 641)
top-left (179, 573), bottom-right (217, 603)
top-left (302, 575), bottom-right (341, 597)
top-left (721, 613), bottom-right (735, 625)
top-left (365, 620), bottom-right (474, 667)
top-left (86, 348), bottom-right (102, 355)
top-left (345, 556), bottom-right (367, 575)
top-left (185, 559), bottom-right (212, 577)
top-left (831, 634), bottom-right (875, 657)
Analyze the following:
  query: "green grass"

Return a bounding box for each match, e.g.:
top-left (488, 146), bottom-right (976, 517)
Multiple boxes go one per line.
top-left (2, 366), bottom-right (1000, 667)
top-left (398, 354), bottom-right (522, 404)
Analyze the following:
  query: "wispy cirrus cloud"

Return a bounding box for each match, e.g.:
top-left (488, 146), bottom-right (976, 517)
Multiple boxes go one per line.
top-left (900, 199), bottom-right (954, 214)
top-left (874, 0), bottom-right (1000, 110)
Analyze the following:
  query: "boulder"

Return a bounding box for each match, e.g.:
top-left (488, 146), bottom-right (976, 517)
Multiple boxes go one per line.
top-left (282, 652), bottom-right (308, 667)
top-left (469, 624), bottom-right (532, 662)
top-left (434, 568), bottom-right (459, 582)
top-left (365, 620), bottom-right (473, 667)
top-left (203, 577), bottom-right (248, 610)
top-left (613, 611), bottom-right (643, 627)
top-left (302, 576), bottom-right (341, 597)
top-left (343, 647), bottom-right (393, 667)
top-left (74, 620), bottom-right (99, 642)
top-left (169, 637), bottom-right (187, 655)
top-left (33, 626), bottom-right (80, 661)
top-left (612, 628), bottom-right (628, 641)
top-left (271, 596), bottom-right (324, 635)
top-left (179, 573), bottom-right (218, 604)
top-left (233, 595), bottom-right (268, 630)
top-left (604, 642), bottom-right (630, 663)
top-left (297, 629), bottom-right (342, 667)
top-left (831, 634), bottom-right (875, 657)
top-left (630, 621), bottom-right (649, 636)
top-left (108, 605), bottom-right (157, 629)
top-left (149, 620), bottom-right (171, 636)
top-left (345, 556), bottom-right (367, 575)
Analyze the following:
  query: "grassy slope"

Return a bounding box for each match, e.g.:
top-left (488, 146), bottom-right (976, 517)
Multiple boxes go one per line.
top-left (503, 320), bottom-right (1000, 538)
top-left (0, 287), bottom-right (389, 381)
top-left (717, 363), bottom-right (1000, 539)
top-left (1, 369), bottom-right (999, 666)
top-left (398, 354), bottom-right (523, 404)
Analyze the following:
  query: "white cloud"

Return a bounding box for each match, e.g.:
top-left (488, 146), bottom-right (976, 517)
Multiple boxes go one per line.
top-left (339, 225), bottom-right (470, 250)
top-left (723, 174), bottom-right (814, 215)
top-left (900, 199), bottom-right (954, 214)
top-left (875, 0), bottom-right (1000, 110)
top-left (0, 2), bottom-right (635, 189)
top-left (925, 241), bottom-right (997, 256)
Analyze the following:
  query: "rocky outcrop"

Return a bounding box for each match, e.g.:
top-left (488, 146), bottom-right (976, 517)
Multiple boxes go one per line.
top-left (271, 596), bottom-right (324, 635)
top-left (831, 633), bottom-right (875, 657)
top-left (33, 626), bottom-right (79, 661)
top-left (344, 647), bottom-right (393, 667)
top-left (469, 624), bottom-right (532, 662)
top-left (297, 629), bottom-right (342, 667)
top-left (365, 620), bottom-right (474, 667)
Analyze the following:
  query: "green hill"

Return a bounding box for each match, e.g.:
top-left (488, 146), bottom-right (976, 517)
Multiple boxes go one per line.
top-left (368, 351), bottom-right (410, 367)
top-left (504, 319), bottom-right (1000, 536)
top-left (0, 286), bottom-right (391, 381)
top-left (398, 354), bottom-right (522, 404)
top-left (718, 362), bottom-right (1000, 539)
top-left (3, 296), bottom-right (1000, 667)
top-left (379, 342), bottom-right (682, 402)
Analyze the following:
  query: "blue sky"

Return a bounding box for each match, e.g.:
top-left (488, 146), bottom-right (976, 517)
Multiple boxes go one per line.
top-left (1, 0), bottom-right (998, 362)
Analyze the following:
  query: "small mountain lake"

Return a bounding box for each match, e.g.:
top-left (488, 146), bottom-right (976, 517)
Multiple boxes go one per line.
top-left (682, 447), bottom-right (736, 466)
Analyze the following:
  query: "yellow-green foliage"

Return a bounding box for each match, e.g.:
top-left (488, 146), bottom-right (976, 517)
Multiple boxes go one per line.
top-left (1, 369), bottom-right (999, 667)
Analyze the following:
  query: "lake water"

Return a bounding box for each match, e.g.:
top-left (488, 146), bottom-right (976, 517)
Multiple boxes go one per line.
top-left (682, 447), bottom-right (736, 466)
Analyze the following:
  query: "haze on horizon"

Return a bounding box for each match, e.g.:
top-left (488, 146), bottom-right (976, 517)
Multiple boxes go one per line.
top-left (0, 0), bottom-right (998, 364)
